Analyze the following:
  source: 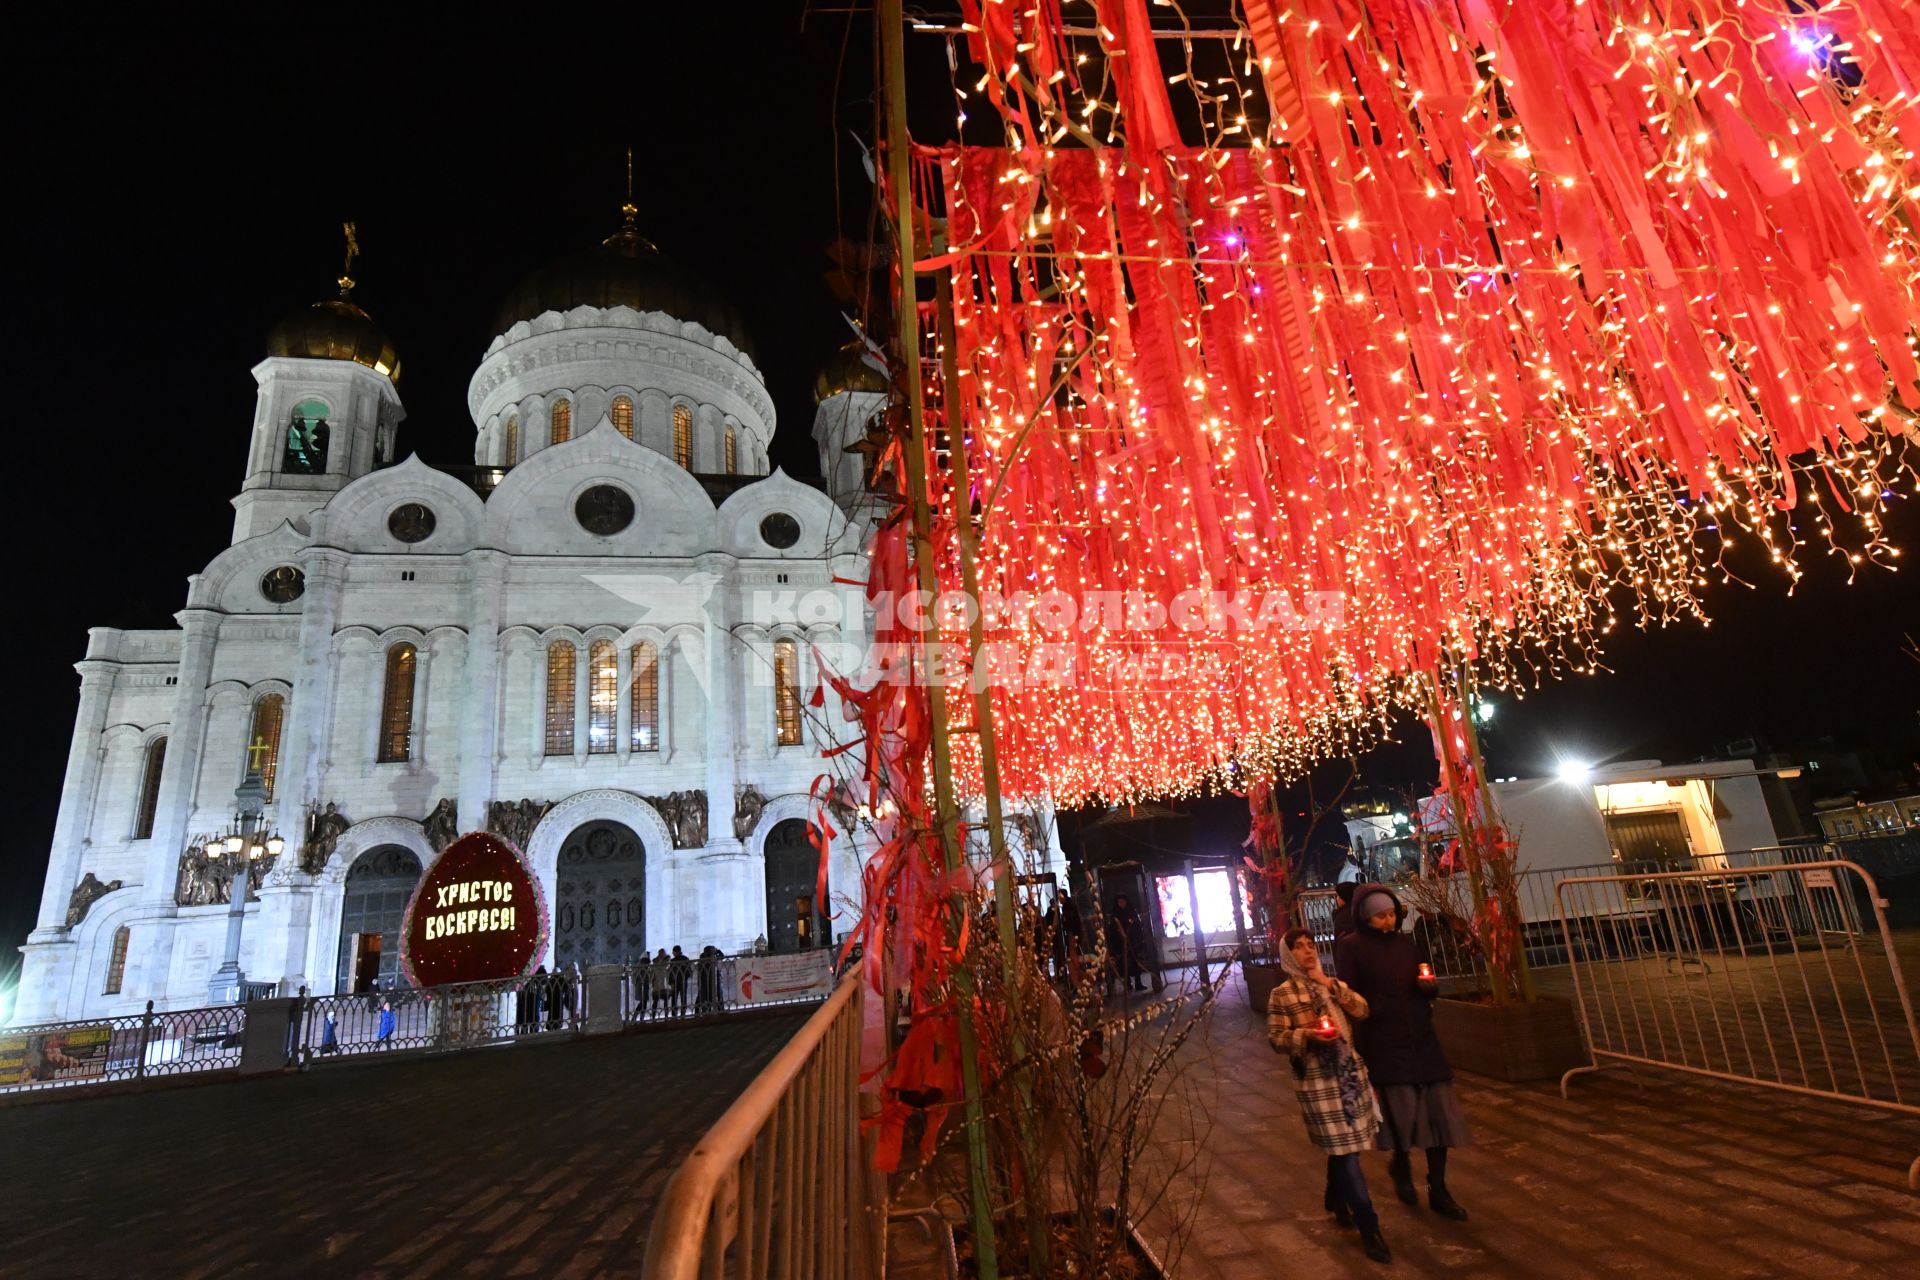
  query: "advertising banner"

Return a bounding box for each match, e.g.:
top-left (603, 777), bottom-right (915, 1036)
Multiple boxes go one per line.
top-left (0, 1024), bottom-right (114, 1085)
top-left (731, 951), bottom-right (834, 1005)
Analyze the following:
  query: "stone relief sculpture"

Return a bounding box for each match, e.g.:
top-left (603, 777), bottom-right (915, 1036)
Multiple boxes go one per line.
top-left (422, 797), bottom-right (459, 853)
top-left (301, 802), bottom-right (351, 875)
top-left (734, 785), bottom-right (769, 841)
top-left (642, 790), bottom-right (709, 849)
top-left (66, 872), bottom-right (122, 927)
top-left (487, 798), bottom-right (551, 851)
top-left (176, 843), bottom-right (217, 906)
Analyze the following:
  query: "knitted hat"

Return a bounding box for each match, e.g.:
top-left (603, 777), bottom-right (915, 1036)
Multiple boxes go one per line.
top-left (1356, 889), bottom-right (1397, 923)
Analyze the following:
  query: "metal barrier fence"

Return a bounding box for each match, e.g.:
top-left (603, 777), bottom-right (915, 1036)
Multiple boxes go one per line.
top-left (641, 976), bottom-right (880, 1279)
top-left (1292, 840), bottom-right (1920, 985)
top-left (1554, 860), bottom-right (1920, 1188)
top-left (1, 1002), bottom-right (251, 1095)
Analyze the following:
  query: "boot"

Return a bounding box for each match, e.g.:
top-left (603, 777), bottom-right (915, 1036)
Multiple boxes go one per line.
top-left (1359, 1226), bottom-right (1393, 1264)
top-left (1388, 1152), bottom-right (1418, 1206)
top-left (1428, 1184), bottom-right (1469, 1221)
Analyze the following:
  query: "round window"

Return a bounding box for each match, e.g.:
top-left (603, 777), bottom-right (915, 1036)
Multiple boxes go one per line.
top-left (260, 565), bottom-right (306, 604)
top-left (575, 485), bottom-right (635, 536)
top-left (759, 513), bottom-right (801, 550)
top-left (388, 502), bottom-right (437, 544)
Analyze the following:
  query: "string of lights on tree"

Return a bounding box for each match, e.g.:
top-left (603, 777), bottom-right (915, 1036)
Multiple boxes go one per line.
top-left (853, 0), bottom-right (1920, 810)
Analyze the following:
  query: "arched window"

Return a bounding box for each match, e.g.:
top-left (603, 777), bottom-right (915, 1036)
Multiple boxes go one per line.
top-left (773, 638), bottom-right (803, 746)
top-left (587, 639), bottom-right (617, 754)
top-left (284, 399), bottom-right (331, 475)
top-left (551, 398), bottom-right (572, 446)
top-left (630, 641), bottom-right (660, 752)
top-left (503, 415), bottom-right (519, 466)
top-left (377, 644), bottom-right (417, 763)
top-left (673, 404), bottom-right (693, 469)
top-left (104, 926), bottom-right (131, 994)
top-left (133, 737), bottom-right (167, 839)
top-left (724, 423), bottom-right (738, 474)
top-left (246, 693), bottom-right (285, 799)
top-left (545, 641), bottom-right (577, 756)
top-left (611, 395), bottom-right (634, 440)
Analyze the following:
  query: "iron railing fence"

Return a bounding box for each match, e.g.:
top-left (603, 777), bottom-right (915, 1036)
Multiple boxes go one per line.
top-left (6, 947), bottom-right (842, 1098)
top-left (641, 976), bottom-right (880, 1279)
top-left (1, 1001), bottom-right (249, 1095)
top-left (1555, 860), bottom-right (1920, 1188)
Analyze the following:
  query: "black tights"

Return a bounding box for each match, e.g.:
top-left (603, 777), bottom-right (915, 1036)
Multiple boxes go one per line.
top-left (1391, 1145), bottom-right (1450, 1186)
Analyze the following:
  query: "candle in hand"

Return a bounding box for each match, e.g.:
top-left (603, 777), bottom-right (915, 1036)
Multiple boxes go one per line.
top-left (1418, 963), bottom-right (1434, 980)
top-left (1317, 1015), bottom-right (1336, 1037)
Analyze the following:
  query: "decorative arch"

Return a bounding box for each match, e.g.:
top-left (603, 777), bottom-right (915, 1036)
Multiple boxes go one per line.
top-left (521, 789), bottom-right (675, 967)
top-left (748, 793), bottom-right (860, 947)
top-left (300, 815), bottom-right (437, 994)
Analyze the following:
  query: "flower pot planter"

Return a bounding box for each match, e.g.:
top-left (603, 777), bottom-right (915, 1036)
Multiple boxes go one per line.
top-left (1431, 994), bottom-right (1586, 1082)
top-left (1242, 958), bottom-right (1283, 1014)
top-left (953, 1206), bottom-right (1165, 1279)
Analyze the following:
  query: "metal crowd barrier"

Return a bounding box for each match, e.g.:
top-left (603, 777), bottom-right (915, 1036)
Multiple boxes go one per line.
top-left (1554, 860), bottom-right (1920, 1189)
top-left (642, 976), bottom-right (880, 1279)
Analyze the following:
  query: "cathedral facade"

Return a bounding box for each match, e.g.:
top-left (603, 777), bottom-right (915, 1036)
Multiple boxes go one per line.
top-left (12, 211), bottom-right (990, 1022)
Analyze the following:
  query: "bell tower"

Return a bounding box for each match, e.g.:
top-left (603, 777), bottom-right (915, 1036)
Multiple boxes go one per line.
top-left (232, 224), bottom-right (406, 544)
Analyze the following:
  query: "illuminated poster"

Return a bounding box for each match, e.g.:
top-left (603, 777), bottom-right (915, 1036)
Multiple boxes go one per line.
top-left (400, 832), bottom-right (549, 987)
top-left (0, 1025), bottom-right (113, 1085)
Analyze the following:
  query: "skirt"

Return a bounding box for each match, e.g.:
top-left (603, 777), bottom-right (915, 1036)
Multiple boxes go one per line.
top-left (1373, 1081), bottom-right (1474, 1150)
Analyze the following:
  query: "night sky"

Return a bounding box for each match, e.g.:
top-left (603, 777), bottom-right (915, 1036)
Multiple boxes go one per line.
top-left (7, 5), bottom-right (1917, 972)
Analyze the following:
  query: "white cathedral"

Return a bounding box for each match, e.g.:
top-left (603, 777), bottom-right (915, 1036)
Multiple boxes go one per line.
top-left (15, 208), bottom-right (1057, 1024)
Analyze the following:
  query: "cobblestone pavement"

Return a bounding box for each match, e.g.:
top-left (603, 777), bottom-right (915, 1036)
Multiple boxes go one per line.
top-left (1143, 972), bottom-right (1920, 1278)
top-left (0, 1012), bottom-right (809, 1279)
top-left (891, 969), bottom-right (1919, 1278)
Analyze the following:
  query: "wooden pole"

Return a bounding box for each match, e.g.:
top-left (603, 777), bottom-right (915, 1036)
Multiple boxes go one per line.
top-left (878, 2), bottom-right (1000, 1271)
top-left (933, 240), bottom-right (1052, 1273)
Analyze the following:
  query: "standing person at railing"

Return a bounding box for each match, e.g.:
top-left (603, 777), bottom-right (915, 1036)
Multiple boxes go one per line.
top-left (376, 998), bottom-right (395, 1044)
top-left (668, 945), bottom-right (692, 1016)
top-left (516, 970), bottom-right (542, 1031)
top-left (649, 948), bottom-right (672, 1018)
top-left (1333, 884), bottom-right (1473, 1222)
top-left (695, 945), bottom-right (720, 1014)
top-left (1268, 927), bottom-right (1392, 1265)
top-left (546, 966), bottom-right (571, 1031)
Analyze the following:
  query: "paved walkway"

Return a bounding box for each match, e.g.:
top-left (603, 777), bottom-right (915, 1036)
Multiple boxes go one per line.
top-left (893, 970), bottom-right (1919, 1277)
top-left (0, 1012), bottom-right (808, 1279)
top-left (1140, 973), bottom-right (1919, 1277)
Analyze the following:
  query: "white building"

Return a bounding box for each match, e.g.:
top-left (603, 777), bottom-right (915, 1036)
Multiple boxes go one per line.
top-left (12, 209), bottom-right (987, 1022)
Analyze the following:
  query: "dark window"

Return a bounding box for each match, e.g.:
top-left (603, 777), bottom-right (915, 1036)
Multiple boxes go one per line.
top-left (134, 737), bottom-right (167, 839)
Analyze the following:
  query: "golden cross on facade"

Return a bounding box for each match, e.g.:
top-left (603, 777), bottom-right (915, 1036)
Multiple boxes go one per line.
top-left (246, 736), bottom-right (273, 770)
top-left (339, 221), bottom-right (360, 294)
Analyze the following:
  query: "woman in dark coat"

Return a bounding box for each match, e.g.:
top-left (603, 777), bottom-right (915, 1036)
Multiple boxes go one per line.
top-left (1332, 883), bottom-right (1472, 1219)
top-left (1108, 895), bottom-right (1149, 992)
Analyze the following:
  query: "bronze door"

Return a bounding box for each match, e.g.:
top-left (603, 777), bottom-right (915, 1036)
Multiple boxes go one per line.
top-left (554, 821), bottom-right (647, 968)
top-left (763, 818), bottom-right (826, 953)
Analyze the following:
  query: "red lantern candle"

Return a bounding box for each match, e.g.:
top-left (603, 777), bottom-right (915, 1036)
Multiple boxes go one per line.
top-left (1418, 963), bottom-right (1434, 981)
top-left (1317, 1015), bottom-right (1335, 1037)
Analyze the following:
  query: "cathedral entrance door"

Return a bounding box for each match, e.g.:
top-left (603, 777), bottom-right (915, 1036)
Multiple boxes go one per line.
top-left (335, 846), bottom-right (422, 992)
top-left (554, 821), bottom-right (647, 970)
top-left (763, 818), bottom-right (827, 953)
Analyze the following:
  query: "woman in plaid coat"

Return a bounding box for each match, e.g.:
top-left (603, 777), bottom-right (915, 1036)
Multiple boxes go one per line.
top-left (1269, 927), bottom-right (1392, 1264)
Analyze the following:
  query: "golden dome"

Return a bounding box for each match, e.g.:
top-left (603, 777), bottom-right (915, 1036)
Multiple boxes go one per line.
top-left (266, 290), bottom-right (400, 383)
top-left (493, 208), bottom-right (757, 359)
top-left (814, 339), bottom-right (889, 403)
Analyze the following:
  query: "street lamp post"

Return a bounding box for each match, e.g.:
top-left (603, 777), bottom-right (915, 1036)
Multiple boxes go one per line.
top-left (205, 747), bottom-right (285, 1006)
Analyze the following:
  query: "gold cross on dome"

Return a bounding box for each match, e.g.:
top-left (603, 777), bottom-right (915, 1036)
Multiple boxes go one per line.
top-left (246, 737), bottom-right (273, 770)
top-left (339, 221), bottom-right (360, 294)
